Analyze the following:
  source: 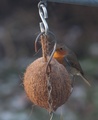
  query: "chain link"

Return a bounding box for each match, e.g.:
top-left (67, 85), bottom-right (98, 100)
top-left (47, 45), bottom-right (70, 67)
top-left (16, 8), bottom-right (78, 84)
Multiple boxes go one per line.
top-left (46, 63), bottom-right (53, 113)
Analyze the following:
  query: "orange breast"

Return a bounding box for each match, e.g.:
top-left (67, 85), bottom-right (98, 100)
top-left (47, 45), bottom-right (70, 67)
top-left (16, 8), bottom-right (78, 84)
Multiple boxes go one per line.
top-left (53, 51), bottom-right (65, 65)
top-left (53, 50), bottom-right (67, 58)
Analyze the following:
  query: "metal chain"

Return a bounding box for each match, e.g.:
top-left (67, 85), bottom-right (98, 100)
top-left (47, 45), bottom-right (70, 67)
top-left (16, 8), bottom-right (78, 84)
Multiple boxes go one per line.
top-left (38, 0), bottom-right (55, 117)
top-left (46, 63), bottom-right (53, 113)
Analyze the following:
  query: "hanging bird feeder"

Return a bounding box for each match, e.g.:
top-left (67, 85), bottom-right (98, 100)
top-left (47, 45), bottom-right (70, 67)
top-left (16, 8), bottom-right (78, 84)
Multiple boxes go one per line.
top-left (23, 0), bottom-right (72, 114)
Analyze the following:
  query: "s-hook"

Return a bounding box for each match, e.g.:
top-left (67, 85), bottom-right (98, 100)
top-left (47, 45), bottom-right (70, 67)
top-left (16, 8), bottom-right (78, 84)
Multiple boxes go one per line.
top-left (38, 0), bottom-right (48, 34)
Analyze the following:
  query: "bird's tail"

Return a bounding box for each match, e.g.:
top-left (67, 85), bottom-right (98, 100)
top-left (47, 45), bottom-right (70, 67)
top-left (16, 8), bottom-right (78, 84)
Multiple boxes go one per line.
top-left (77, 73), bottom-right (91, 86)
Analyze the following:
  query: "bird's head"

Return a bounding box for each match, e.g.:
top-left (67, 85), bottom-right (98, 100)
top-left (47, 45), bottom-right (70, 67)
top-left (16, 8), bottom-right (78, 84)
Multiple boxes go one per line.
top-left (53, 44), bottom-right (68, 58)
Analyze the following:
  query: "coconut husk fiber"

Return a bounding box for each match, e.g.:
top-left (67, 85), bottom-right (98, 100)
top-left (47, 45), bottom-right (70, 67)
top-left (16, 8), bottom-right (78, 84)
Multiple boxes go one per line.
top-left (23, 57), bottom-right (71, 112)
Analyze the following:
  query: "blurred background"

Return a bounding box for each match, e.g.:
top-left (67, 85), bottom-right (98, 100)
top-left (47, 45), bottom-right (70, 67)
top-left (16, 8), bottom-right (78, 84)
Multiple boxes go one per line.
top-left (0, 0), bottom-right (98, 120)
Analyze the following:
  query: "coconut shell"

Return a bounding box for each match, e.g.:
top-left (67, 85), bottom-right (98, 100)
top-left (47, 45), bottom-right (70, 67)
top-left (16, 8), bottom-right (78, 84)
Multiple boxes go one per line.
top-left (23, 57), bottom-right (71, 111)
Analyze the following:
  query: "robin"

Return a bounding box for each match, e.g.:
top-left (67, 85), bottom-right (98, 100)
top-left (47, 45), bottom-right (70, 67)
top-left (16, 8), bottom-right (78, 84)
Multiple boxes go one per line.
top-left (53, 43), bottom-right (91, 86)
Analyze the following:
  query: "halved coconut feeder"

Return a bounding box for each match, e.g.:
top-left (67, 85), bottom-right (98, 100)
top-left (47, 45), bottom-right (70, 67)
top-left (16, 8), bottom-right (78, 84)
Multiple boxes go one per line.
top-left (23, 35), bottom-right (72, 112)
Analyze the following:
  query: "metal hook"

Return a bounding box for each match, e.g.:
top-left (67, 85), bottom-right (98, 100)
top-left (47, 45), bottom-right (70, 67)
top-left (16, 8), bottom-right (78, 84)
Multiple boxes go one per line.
top-left (38, 1), bottom-right (49, 34)
top-left (35, 31), bottom-right (56, 53)
top-left (46, 40), bottom-right (57, 73)
top-left (38, 1), bottom-right (48, 19)
top-left (35, 32), bottom-right (44, 52)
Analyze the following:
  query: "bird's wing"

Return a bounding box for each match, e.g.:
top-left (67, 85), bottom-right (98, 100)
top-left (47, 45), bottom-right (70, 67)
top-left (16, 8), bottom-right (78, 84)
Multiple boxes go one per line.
top-left (64, 52), bottom-right (84, 75)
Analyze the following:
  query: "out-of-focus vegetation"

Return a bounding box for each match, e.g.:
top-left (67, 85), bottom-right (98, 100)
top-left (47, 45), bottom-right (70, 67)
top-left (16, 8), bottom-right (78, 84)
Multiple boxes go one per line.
top-left (0, 0), bottom-right (98, 120)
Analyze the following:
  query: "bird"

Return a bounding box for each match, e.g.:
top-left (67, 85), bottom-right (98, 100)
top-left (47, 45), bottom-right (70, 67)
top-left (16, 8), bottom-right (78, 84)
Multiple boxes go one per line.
top-left (53, 43), bottom-right (91, 86)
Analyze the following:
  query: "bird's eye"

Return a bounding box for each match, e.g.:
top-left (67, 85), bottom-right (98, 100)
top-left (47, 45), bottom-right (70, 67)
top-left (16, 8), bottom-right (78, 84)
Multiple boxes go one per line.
top-left (60, 48), bottom-right (63, 50)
